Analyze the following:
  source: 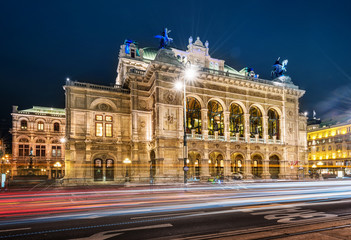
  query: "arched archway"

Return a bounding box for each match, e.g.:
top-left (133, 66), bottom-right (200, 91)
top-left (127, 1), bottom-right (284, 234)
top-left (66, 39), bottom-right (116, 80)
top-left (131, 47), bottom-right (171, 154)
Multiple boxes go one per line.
top-left (231, 153), bottom-right (244, 173)
top-left (186, 97), bottom-right (202, 134)
top-left (188, 151), bottom-right (201, 180)
top-left (208, 100), bottom-right (224, 136)
top-left (252, 154), bottom-right (263, 178)
top-left (269, 155), bottom-right (280, 179)
top-left (249, 106), bottom-right (263, 138)
top-left (209, 152), bottom-right (224, 177)
top-left (229, 103), bottom-right (244, 137)
top-left (268, 109), bottom-right (280, 140)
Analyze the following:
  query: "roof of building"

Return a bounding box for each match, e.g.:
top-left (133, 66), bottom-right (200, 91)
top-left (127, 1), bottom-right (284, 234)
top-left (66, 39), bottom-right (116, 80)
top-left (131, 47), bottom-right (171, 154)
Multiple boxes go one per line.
top-left (17, 106), bottom-right (65, 117)
top-left (142, 47), bottom-right (242, 75)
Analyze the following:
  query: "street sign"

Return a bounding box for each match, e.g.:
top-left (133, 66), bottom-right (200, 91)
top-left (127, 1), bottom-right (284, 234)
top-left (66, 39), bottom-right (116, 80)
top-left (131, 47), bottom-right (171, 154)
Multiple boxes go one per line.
top-left (183, 166), bottom-right (189, 171)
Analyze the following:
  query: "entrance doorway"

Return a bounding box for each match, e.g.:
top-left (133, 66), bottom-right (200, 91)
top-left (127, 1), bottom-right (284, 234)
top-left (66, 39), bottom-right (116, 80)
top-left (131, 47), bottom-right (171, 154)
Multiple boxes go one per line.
top-left (269, 155), bottom-right (280, 179)
top-left (252, 155), bottom-right (263, 178)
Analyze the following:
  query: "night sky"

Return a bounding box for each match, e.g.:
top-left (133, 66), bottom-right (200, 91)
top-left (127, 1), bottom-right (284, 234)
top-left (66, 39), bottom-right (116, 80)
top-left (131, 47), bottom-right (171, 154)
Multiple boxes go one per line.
top-left (1, 0), bottom-right (351, 139)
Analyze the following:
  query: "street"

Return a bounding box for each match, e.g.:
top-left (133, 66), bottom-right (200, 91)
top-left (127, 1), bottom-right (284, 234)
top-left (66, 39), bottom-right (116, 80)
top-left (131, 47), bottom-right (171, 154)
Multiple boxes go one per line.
top-left (1, 181), bottom-right (351, 239)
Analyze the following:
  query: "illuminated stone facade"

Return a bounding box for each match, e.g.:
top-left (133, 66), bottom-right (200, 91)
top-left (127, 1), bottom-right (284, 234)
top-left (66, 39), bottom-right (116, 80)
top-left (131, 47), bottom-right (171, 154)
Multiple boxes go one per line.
top-left (63, 36), bottom-right (307, 184)
top-left (10, 106), bottom-right (65, 179)
top-left (308, 121), bottom-right (351, 177)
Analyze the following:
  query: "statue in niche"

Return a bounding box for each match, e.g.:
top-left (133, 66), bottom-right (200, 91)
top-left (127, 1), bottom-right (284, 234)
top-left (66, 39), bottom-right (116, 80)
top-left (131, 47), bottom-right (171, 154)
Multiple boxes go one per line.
top-left (155, 28), bottom-right (173, 49)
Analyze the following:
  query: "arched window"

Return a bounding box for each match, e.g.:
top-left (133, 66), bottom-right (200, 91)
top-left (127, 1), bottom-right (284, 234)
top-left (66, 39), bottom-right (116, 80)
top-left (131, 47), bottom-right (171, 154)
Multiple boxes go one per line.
top-left (208, 100), bottom-right (224, 135)
top-left (229, 104), bottom-right (244, 137)
top-left (268, 109), bottom-right (280, 139)
top-left (37, 121), bottom-right (44, 131)
top-left (249, 106), bottom-right (263, 138)
top-left (20, 120), bottom-right (27, 130)
top-left (186, 97), bottom-right (202, 134)
top-left (54, 122), bottom-right (60, 132)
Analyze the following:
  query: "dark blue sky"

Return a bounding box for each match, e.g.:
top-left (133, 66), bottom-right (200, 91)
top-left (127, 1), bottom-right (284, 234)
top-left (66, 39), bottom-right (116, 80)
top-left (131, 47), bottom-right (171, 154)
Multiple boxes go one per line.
top-left (1, 0), bottom-right (351, 128)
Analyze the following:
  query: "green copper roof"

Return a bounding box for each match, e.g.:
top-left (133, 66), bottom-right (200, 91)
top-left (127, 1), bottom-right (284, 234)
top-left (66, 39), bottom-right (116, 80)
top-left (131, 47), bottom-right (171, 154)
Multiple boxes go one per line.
top-left (19, 106), bottom-right (65, 116)
top-left (142, 47), bottom-right (158, 61)
top-left (224, 64), bottom-right (241, 75)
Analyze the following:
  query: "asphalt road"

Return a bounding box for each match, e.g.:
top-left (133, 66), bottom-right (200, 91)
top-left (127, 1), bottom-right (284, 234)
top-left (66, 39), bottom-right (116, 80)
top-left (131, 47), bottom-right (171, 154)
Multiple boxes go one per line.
top-left (1, 181), bottom-right (351, 240)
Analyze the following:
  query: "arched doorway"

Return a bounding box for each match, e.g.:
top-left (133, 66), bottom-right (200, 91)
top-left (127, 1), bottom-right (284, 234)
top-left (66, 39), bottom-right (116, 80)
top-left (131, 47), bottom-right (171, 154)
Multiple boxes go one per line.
top-left (94, 159), bottom-right (103, 181)
top-left (252, 155), bottom-right (263, 178)
top-left (106, 159), bottom-right (114, 181)
top-left (269, 155), bottom-right (280, 179)
top-left (150, 150), bottom-right (156, 183)
top-left (231, 154), bottom-right (244, 174)
top-left (209, 152), bottom-right (224, 177)
top-left (188, 152), bottom-right (201, 180)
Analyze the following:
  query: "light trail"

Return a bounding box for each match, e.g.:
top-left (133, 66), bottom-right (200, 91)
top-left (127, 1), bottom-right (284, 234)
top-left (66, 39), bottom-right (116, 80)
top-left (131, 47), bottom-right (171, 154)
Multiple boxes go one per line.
top-left (0, 181), bottom-right (351, 227)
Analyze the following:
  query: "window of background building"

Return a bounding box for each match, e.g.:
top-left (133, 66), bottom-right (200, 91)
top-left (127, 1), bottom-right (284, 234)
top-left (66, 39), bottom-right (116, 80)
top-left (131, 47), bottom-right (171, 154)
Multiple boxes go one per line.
top-left (54, 122), bottom-right (60, 132)
top-left (328, 145), bottom-right (332, 151)
top-left (37, 121), bottom-right (44, 131)
top-left (316, 147), bottom-right (320, 152)
top-left (52, 146), bottom-right (62, 157)
top-left (95, 115), bottom-right (113, 137)
top-left (20, 120), bottom-right (28, 130)
top-left (36, 145), bottom-right (46, 157)
top-left (19, 144), bottom-right (30, 157)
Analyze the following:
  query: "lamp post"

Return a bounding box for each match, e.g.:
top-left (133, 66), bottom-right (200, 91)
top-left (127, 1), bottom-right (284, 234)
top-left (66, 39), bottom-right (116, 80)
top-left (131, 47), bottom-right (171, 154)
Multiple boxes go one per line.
top-left (176, 64), bottom-right (196, 184)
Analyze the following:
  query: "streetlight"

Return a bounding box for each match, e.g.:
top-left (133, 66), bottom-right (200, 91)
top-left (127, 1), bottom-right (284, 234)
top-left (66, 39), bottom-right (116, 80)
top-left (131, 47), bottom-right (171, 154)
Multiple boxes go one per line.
top-left (175, 64), bottom-right (197, 184)
top-left (123, 158), bottom-right (131, 182)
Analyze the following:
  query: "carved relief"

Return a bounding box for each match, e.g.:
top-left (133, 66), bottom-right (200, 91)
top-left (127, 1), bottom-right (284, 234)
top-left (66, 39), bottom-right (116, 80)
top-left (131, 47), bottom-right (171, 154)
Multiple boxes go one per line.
top-left (98, 103), bottom-right (109, 111)
top-left (163, 109), bottom-right (177, 130)
top-left (235, 145), bottom-right (240, 149)
top-left (164, 90), bottom-right (176, 104)
top-left (287, 98), bottom-right (296, 103)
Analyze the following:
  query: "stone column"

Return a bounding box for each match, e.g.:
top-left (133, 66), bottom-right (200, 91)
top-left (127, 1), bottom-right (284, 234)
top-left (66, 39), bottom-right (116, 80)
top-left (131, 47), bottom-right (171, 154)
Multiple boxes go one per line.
top-left (279, 148), bottom-right (288, 179)
top-left (201, 109), bottom-right (208, 140)
top-left (244, 159), bottom-right (252, 179)
top-left (262, 159), bottom-right (271, 179)
top-left (224, 111), bottom-right (230, 141)
top-left (263, 116), bottom-right (268, 143)
top-left (244, 113), bottom-right (250, 142)
top-left (46, 160), bottom-right (51, 180)
top-left (200, 144), bottom-right (210, 181)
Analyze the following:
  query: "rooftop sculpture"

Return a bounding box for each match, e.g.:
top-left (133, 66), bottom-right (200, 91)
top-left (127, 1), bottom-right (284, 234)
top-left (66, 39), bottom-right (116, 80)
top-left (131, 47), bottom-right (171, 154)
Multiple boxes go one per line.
top-left (155, 28), bottom-right (173, 49)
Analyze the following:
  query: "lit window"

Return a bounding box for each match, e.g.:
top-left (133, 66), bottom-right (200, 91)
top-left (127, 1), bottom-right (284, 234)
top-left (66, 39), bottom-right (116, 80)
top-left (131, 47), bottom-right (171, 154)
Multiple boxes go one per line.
top-left (52, 146), bottom-right (62, 157)
top-left (38, 121), bottom-right (44, 131)
top-left (95, 115), bottom-right (103, 121)
top-left (105, 123), bottom-right (112, 137)
top-left (96, 123), bottom-right (103, 136)
top-left (105, 116), bottom-right (112, 122)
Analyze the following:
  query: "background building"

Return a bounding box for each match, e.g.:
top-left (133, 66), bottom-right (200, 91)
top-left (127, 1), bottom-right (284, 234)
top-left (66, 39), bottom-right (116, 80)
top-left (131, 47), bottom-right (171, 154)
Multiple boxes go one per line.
top-left (10, 106), bottom-right (65, 179)
top-left (308, 119), bottom-right (351, 178)
top-left (63, 35), bottom-right (307, 184)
